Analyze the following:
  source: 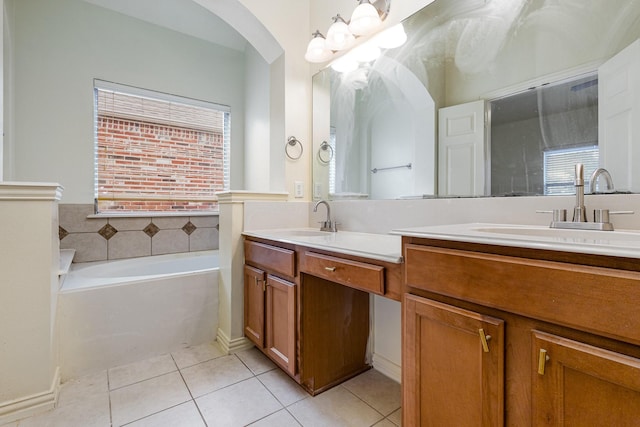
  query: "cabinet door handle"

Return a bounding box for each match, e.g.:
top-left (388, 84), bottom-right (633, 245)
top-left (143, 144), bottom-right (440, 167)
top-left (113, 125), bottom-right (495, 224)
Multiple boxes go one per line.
top-left (254, 277), bottom-right (265, 292)
top-left (324, 266), bottom-right (337, 272)
top-left (538, 349), bottom-right (550, 375)
top-left (479, 328), bottom-right (492, 353)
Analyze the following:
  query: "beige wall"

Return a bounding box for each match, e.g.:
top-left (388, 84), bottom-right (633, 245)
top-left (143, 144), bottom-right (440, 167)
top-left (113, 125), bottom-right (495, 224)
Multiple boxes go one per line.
top-left (0, 183), bottom-right (62, 424)
top-left (5, 0), bottom-right (247, 202)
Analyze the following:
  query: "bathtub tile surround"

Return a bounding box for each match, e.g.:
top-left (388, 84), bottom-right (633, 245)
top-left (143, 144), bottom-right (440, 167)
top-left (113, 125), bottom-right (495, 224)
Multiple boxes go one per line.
top-left (108, 230), bottom-right (152, 259)
top-left (8, 343), bottom-right (401, 426)
top-left (58, 204), bottom-right (219, 262)
top-left (182, 221), bottom-right (197, 235)
top-left (152, 229), bottom-right (190, 255)
top-left (97, 223), bottom-right (118, 240)
top-left (143, 222), bottom-right (160, 237)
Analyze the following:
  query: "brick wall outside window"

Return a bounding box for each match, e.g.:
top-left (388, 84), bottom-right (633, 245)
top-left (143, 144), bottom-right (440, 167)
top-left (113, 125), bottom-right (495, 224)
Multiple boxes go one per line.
top-left (96, 116), bottom-right (224, 212)
top-left (94, 82), bottom-right (229, 213)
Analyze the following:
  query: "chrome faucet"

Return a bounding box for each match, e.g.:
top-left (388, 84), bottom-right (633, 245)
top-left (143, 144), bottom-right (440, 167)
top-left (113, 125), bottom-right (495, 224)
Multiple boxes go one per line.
top-left (589, 168), bottom-right (614, 194)
top-left (572, 163), bottom-right (587, 222)
top-left (540, 163), bottom-right (632, 231)
top-left (313, 200), bottom-right (337, 232)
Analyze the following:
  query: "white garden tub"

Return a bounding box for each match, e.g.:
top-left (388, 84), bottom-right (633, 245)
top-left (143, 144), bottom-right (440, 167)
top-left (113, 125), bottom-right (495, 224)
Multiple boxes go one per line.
top-left (58, 250), bottom-right (219, 380)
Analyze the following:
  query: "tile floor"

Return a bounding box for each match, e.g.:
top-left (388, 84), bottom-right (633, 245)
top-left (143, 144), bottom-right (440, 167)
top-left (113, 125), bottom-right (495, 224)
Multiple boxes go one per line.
top-left (5, 343), bottom-right (401, 427)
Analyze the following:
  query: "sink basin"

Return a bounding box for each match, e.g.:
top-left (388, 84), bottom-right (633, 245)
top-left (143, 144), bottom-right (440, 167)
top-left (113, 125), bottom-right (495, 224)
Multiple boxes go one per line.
top-left (391, 223), bottom-right (640, 259)
top-left (471, 225), bottom-right (640, 242)
top-left (242, 228), bottom-right (403, 263)
top-left (252, 229), bottom-right (331, 238)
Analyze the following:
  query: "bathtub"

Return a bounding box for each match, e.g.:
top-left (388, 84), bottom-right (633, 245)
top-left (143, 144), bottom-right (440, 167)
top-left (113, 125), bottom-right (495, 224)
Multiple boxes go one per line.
top-left (58, 250), bottom-right (219, 380)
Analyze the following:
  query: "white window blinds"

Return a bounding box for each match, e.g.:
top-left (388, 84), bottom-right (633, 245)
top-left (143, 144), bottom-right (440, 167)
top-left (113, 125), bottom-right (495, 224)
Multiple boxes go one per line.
top-left (543, 146), bottom-right (599, 195)
top-left (94, 80), bottom-right (230, 213)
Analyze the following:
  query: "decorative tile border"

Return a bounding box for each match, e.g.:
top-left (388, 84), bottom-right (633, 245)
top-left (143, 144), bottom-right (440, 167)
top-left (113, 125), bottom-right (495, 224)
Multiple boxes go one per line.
top-left (59, 204), bottom-right (219, 262)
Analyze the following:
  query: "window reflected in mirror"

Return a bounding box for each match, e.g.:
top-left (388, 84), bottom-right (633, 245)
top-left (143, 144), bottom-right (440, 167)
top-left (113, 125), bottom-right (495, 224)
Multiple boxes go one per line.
top-left (489, 73), bottom-right (598, 197)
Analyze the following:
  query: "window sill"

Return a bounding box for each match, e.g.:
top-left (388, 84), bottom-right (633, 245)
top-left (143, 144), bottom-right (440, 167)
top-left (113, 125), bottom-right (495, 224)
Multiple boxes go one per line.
top-left (88, 211), bottom-right (219, 219)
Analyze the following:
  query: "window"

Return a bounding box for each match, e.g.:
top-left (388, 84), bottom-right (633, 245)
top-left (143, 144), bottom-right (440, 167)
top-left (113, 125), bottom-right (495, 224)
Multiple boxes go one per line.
top-left (94, 80), bottom-right (230, 213)
top-left (489, 72), bottom-right (598, 196)
top-left (543, 145), bottom-right (599, 195)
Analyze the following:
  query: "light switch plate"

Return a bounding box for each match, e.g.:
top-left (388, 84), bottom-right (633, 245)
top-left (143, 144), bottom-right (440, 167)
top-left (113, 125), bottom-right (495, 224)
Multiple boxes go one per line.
top-left (294, 181), bottom-right (304, 198)
top-left (314, 181), bottom-right (322, 199)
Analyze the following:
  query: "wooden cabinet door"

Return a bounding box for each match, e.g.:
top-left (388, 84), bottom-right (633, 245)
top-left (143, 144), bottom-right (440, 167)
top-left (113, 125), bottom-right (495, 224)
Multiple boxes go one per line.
top-left (404, 294), bottom-right (505, 427)
top-left (532, 330), bottom-right (640, 426)
top-left (266, 274), bottom-right (297, 376)
top-left (244, 265), bottom-right (265, 348)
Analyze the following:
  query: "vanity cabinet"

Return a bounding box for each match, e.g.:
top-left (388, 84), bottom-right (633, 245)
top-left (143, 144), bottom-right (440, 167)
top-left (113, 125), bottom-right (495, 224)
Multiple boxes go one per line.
top-left (243, 241), bottom-right (297, 376)
top-left (243, 236), bottom-right (402, 395)
top-left (532, 330), bottom-right (640, 426)
top-left (401, 238), bottom-right (640, 426)
top-left (264, 274), bottom-right (296, 375)
top-left (243, 265), bottom-right (265, 347)
top-left (404, 294), bottom-right (504, 426)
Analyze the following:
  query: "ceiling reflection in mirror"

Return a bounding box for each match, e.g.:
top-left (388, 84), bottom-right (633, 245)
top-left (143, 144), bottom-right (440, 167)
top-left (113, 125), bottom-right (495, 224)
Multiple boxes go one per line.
top-left (312, 0), bottom-right (640, 200)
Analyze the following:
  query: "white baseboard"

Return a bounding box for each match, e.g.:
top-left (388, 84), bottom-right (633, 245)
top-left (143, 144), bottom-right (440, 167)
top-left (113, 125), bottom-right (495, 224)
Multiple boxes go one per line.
top-left (216, 328), bottom-right (254, 354)
top-left (0, 367), bottom-right (60, 425)
top-left (372, 353), bottom-right (401, 383)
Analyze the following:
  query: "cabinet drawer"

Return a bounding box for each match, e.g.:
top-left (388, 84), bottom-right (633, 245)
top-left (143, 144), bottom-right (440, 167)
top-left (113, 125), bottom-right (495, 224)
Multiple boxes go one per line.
top-left (244, 240), bottom-right (295, 279)
top-left (405, 244), bottom-right (640, 345)
top-left (302, 251), bottom-right (384, 295)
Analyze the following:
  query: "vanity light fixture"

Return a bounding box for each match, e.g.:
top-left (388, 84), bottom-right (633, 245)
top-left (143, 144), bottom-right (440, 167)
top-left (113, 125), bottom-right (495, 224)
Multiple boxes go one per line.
top-left (372, 23), bottom-right (407, 49)
top-left (350, 43), bottom-right (382, 63)
top-left (304, 31), bottom-right (333, 63)
top-left (325, 14), bottom-right (356, 51)
top-left (349, 0), bottom-right (383, 35)
top-left (329, 23), bottom-right (405, 72)
top-left (330, 54), bottom-right (359, 73)
top-left (305, 0), bottom-right (390, 64)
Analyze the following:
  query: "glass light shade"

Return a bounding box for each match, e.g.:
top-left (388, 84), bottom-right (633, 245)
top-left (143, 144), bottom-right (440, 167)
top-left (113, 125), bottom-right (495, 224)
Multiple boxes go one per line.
top-left (325, 15), bottom-right (355, 51)
top-left (351, 42), bottom-right (381, 63)
top-left (348, 2), bottom-right (383, 36)
top-left (331, 54), bottom-right (359, 73)
top-left (373, 23), bottom-right (407, 49)
top-left (305, 34), bottom-right (333, 63)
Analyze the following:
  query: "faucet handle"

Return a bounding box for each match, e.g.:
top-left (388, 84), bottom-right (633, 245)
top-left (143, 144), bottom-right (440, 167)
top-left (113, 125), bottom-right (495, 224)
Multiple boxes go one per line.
top-left (592, 210), bottom-right (634, 229)
top-left (536, 209), bottom-right (567, 222)
top-left (609, 210), bottom-right (635, 215)
top-left (593, 209), bottom-right (610, 224)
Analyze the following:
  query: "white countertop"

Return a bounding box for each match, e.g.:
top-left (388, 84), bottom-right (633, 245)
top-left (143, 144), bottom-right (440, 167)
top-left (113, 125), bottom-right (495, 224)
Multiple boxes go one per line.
top-left (243, 228), bottom-right (403, 264)
top-left (391, 223), bottom-right (640, 259)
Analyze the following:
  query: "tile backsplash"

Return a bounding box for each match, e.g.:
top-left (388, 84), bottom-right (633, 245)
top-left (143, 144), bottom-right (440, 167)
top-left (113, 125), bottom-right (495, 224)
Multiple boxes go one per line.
top-left (59, 204), bottom-right (219, 262)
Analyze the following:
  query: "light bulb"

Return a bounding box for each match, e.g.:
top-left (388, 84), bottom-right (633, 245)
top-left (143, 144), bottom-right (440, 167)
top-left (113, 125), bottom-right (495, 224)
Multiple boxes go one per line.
top-left (325, 15), bottom-right (355, 51)
top-left (349, 1), bottom-right (382, 36)
top-left (304, 31), bottom-right (333, 63)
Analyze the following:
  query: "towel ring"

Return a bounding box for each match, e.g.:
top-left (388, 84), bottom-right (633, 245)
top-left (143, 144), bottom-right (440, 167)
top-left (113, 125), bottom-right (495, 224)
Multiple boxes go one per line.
top-left (317, 141), bottom-right (334, 164)
top-left (285, 136), bottom-right (303, 160)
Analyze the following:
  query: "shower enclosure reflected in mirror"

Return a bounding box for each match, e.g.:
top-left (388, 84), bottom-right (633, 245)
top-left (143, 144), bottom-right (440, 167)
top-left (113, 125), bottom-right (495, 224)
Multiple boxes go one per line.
top-left (312, 0), bottom-right (640, 200)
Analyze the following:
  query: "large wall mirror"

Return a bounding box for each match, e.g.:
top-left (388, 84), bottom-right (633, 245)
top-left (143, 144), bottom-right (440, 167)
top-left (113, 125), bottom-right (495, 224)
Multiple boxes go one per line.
top-left (312, 0), bottom-right (640, 200)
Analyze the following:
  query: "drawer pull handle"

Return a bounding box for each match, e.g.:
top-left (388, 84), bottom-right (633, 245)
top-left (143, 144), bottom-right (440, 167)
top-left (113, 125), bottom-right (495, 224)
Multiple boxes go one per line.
top-left (538, 349), bottom-right (550, 375)
top-left (478, 328), bottom-right (491, 352)
top-left (324, 266), bottom-right (337, 272)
